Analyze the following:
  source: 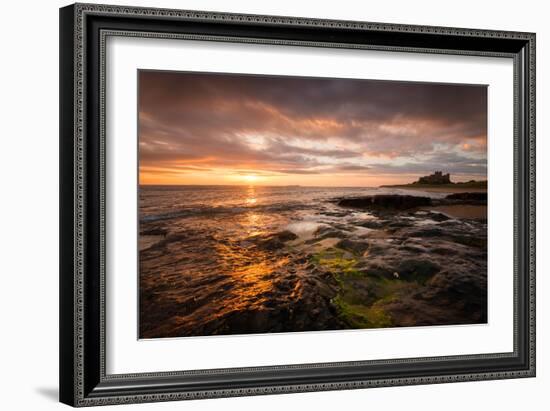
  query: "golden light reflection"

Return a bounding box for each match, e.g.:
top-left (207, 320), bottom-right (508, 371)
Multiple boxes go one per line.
top-left (211, 183), bottom-right (290, 313)
top-left (214, 238), bottom-right (289, 313)
top-left (246, 213), bottom-right (262, 236)
top-left (245, 185), bottom-right (257, 205)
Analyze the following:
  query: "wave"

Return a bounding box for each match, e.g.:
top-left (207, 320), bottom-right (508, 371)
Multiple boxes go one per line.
top-left (140, 201), bottom-right (314, 223)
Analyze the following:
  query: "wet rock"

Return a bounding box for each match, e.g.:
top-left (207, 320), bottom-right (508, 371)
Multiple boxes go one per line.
top-left (450, 234), bottom-right (487, 249)
top-left (255, 230), bottom-right (298, 250)
top-left (223, 309), bottom-right (273, 333)
top-left (338, 195), bottom-right (432, 210)
top-left (399, 243), bottom-right (427, 254)
top-left (273, 230), bottom-right (299, 242)
top-left (406, 227), bottom-right (444, 238)
top-left (295, 255), bottom-right (308, 264)
top-left (388, 220), bottom-right (414, 228)
top-left (420, 269), bottom-right (488, 322)
top-left (445, 192), bottom-right (487, 202)
top-left (427, 269), bottom-right (486, 297)
top-left (430, 245), bottom-right (459, 255)
top-left (313, 226), bottom-right (347, 240)
top-left (357, 220), bottom-right (387, 229)
top-left (364, 239), bottom-right (394, 256)
top-left (310, 279), bottom-right (338, 299)
top-left (357, 261), bottom-right (394, 279)
top-left (427, 212), bottom-right (451, 222)
top-left (141, 227), bottom-right (168, 236)
top-left (373, 264), bottom-right (487, 326)
top-left (396, 258), bottom-right (440, 284)
top-left (336, 239), bottom-right (370, 255)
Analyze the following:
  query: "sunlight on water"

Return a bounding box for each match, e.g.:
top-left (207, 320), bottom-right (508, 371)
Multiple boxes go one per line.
top-left (245, 185), bottom-right (257, 205)
top-left (215, 241), bottom-right (290, 312)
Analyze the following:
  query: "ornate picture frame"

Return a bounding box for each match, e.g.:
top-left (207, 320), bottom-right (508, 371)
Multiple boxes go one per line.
top-left (59, 3), bottom-right (535, 407)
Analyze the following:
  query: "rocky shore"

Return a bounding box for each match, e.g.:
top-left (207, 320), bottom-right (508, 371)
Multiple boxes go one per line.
top-left (139, 192), bottom-right (487, 338)
top-left (321, 193), bottom-right (488, 327)
top-left (337, 192), bottom-right (486, 210)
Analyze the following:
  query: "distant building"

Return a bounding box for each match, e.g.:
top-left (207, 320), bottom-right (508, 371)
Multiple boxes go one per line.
top-left (415, 171), bottom-right (451, 185)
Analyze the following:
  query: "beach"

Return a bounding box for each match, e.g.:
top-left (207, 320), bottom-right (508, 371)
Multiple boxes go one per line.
top-left (379, 185), bottom-right (488, 218)
top-left (381, 184), bottom-right (487, 194)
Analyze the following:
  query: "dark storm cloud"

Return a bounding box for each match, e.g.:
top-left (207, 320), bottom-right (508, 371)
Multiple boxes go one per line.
top-left (138, 70), bottom-right (487, 177)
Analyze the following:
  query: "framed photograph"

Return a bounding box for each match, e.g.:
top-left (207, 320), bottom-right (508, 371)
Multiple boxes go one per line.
top-left (59, 3), bottom-right (536, 407)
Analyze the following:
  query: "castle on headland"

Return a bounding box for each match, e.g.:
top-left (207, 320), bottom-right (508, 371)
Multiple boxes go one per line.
top-left (414, 171), bottom-right (451, 185)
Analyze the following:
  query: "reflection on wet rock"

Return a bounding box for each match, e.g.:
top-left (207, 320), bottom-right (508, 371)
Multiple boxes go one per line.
top-left (139, 187), bottom-right (487, 338)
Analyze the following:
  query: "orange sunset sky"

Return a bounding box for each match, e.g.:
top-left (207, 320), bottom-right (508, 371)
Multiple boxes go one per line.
top-left (138, 71), bottom-right (487, 187)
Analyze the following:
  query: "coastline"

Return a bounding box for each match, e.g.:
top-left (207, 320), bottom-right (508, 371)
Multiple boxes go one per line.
top-left (381, 184), bottom-right (487, 194)
top-left (140, 186), bottom-right (488, 337)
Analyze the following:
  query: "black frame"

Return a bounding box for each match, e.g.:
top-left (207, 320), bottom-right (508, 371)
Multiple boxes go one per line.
top-left (60, 3), bottom-right (536, 407)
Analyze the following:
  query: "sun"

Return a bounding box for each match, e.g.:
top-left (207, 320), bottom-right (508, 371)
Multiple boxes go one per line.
top-left (242, 174), bottom-right (260, 183)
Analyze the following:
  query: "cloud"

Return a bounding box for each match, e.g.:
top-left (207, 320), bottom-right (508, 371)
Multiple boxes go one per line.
top-left (367, 152), bottom-right (487, 176)
top-left (138, 70), bottom-right (487, 182)
top-left (332, 164), bottom-right (372, 172)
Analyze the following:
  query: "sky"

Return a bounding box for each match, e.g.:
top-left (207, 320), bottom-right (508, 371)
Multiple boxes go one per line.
top-left (138, 70), bottom-right (487, 186)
